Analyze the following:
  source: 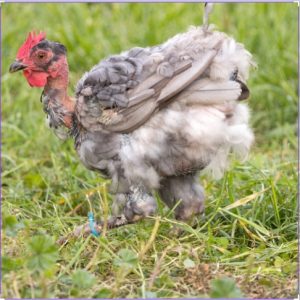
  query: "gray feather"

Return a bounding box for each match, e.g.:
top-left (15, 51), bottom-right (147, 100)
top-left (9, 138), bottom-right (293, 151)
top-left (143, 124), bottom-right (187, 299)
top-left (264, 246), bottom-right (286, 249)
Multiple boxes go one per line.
top-left (71, 25), bottom-right (254, 224)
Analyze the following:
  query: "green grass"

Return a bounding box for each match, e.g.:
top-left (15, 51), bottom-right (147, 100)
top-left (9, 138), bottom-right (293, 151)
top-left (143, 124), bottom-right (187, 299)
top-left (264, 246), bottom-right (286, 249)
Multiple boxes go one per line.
top-left (2, 3), bottom-right (298, 298)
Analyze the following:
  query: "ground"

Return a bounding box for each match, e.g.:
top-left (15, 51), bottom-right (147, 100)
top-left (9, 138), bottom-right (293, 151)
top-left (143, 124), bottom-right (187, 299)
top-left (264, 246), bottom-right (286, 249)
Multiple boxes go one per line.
top-left (2, 3), bottom-right (298, 298)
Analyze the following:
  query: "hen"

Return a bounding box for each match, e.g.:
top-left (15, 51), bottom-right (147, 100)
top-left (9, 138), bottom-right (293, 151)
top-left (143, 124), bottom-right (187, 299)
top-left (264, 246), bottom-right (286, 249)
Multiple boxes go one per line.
top-left (9, 20), bottom-right (254, 233)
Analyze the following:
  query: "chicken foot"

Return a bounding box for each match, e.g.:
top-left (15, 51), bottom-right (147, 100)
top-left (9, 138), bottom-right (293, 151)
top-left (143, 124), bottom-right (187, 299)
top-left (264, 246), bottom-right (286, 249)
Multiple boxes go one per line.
top-left (57, 185), bottom-right (157, 245)
top-left (57, 214), bottom-right (133, 245)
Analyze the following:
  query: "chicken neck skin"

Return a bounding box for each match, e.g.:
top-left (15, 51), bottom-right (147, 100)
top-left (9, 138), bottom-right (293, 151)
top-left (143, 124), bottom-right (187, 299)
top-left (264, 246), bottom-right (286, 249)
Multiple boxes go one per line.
top-left (41, 53), bottom-right (75, 131)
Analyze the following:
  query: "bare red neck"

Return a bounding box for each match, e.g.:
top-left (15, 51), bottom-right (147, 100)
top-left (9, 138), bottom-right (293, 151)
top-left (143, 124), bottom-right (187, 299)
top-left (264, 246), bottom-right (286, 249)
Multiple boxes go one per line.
top-left (43, 56), bottom-right (75, 128)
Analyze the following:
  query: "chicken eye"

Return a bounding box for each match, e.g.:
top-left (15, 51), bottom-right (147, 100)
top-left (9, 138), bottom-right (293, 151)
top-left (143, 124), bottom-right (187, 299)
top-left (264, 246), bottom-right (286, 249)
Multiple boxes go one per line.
top-left (37, 52), bottom-right (46, 59)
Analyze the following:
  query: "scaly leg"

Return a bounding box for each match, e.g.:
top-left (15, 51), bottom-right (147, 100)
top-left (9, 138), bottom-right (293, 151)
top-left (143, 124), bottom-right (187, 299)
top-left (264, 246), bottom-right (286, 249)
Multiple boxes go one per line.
top-left (112, 185), bottom-right (157, 223)
top-left (58, 185), bottom-right (157, 244)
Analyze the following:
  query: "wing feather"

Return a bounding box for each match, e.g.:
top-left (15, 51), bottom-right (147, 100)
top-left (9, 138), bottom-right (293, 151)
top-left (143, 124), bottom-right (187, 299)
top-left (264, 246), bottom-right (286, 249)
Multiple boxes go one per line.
top-left (75, 28), bottom-right (250, 133)
top-left (156, 49), bottom-right (218, 104)
top-left (103, 49), bottom-right (219, 133)
top-left (174, 79), bottom-right (243, 105)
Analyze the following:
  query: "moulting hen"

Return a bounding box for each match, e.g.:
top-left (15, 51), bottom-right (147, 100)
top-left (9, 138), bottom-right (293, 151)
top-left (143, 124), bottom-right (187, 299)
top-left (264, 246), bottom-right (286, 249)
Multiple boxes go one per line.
top-left (9, 11), bottom-right (254, 236)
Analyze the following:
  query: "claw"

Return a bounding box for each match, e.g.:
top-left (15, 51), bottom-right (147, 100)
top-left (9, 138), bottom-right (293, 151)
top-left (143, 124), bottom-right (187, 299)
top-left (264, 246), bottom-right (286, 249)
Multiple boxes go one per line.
top-left (106, 214), bottom-right (128, 228)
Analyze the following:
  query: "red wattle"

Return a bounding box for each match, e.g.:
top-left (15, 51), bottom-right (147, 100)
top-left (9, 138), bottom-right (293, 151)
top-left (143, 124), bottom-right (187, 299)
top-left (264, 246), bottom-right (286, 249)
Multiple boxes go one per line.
top-left (23, 70), bottom-right (49, 87)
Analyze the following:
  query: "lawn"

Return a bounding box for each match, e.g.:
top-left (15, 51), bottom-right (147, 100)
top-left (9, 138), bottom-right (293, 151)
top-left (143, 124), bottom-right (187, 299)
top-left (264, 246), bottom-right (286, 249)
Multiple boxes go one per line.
top-left (2, 3), bottom-right (298, 298)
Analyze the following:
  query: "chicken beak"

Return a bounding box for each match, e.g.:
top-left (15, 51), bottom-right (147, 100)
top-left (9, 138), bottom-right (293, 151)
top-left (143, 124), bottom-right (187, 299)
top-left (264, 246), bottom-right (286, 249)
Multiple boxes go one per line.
top-left (9, 60), bottom-right (27, 73)
top-left (237, 79), bottom-right (250, 100)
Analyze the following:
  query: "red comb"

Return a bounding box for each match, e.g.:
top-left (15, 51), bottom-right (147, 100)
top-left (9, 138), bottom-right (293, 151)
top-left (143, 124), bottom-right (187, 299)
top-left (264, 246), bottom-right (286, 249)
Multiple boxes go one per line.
top-left (17, 31), bottom-right (46, 59)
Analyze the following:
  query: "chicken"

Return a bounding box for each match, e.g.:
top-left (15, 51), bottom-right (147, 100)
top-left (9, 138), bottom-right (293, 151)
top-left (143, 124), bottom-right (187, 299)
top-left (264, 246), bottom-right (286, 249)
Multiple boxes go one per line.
top-left (9, 24), bottom-right (254, 233)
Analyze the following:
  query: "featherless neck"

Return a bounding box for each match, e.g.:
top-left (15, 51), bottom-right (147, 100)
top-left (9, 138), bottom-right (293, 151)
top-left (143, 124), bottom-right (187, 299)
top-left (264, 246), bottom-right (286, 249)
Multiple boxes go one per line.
top-left (42, 58), bottom-right (75, 129)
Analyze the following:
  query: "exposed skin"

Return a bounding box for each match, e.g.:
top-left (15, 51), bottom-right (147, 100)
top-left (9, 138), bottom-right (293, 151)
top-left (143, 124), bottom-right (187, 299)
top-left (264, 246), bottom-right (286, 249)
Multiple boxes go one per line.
top-left (10, 34), bottom-right (74, 128)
